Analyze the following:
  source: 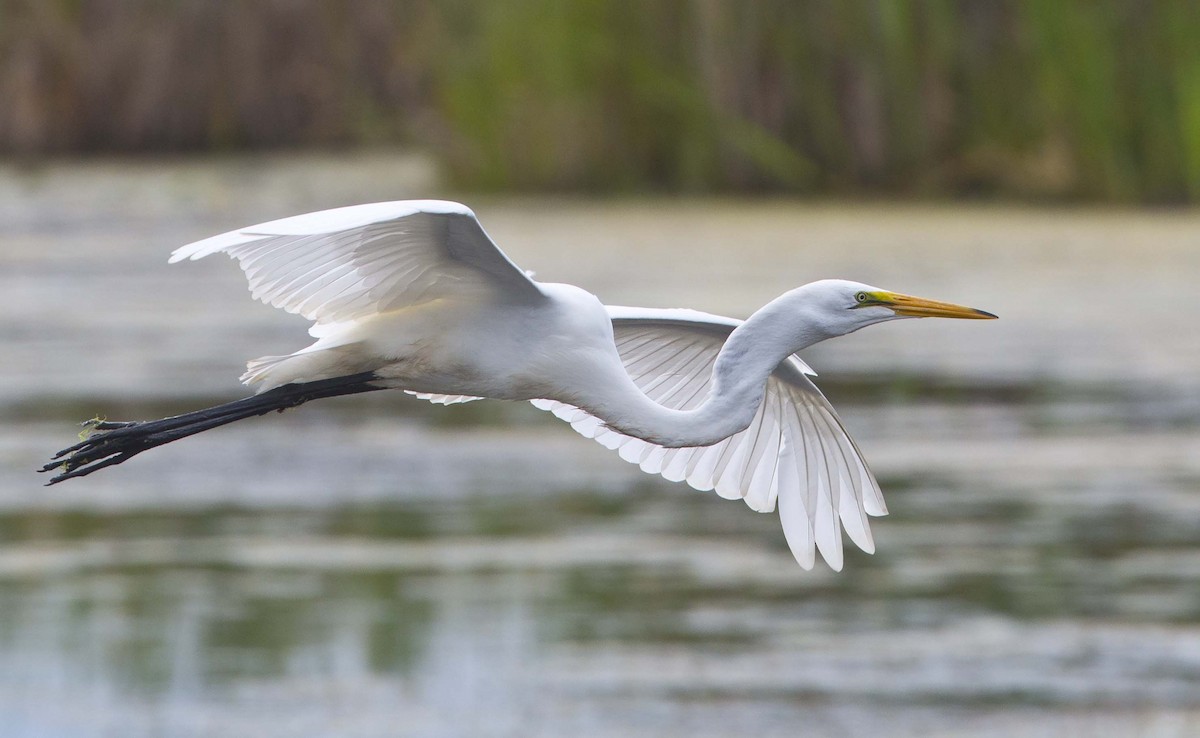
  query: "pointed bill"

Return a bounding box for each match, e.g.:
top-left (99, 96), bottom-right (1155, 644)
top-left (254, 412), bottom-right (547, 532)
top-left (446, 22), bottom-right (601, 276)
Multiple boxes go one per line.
top-left (877, 292), bottom-right (997, 319)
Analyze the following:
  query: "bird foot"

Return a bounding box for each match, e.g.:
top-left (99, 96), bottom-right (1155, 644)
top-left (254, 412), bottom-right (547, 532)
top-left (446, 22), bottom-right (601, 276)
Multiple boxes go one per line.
top-left (41, 419), bottom-right (152, 485)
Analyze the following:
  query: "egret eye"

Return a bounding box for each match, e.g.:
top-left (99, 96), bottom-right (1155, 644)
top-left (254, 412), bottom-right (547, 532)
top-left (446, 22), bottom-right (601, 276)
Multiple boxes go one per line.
top-left (855, 291), bottom-right (868, 303)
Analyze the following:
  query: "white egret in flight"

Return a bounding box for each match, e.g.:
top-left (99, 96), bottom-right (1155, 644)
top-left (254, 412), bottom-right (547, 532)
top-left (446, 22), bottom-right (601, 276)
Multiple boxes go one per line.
top-left (43, 200), bottom-right (995, 570)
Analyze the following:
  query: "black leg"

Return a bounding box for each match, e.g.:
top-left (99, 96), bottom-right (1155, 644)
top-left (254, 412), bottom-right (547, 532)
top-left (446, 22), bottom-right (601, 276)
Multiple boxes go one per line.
top-left (40, 372), bottom-right (382, 485)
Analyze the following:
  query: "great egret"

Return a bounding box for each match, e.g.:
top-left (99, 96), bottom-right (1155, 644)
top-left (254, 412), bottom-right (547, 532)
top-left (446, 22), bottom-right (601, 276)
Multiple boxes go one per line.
top-left (42, 200), bottom-right (995, 570)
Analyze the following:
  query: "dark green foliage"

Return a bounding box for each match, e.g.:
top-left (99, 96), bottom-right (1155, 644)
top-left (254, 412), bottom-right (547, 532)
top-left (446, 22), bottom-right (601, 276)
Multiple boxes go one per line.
top-left (2, 0), bottom-right (1199, 200)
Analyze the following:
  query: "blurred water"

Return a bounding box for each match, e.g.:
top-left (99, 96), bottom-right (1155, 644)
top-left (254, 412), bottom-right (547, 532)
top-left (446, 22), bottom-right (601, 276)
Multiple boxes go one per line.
top-left (3, 156), bottom-right (1200, 737)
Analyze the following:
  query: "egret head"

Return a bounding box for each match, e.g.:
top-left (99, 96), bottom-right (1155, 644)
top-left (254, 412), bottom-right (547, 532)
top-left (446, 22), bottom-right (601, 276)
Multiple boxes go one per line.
top-left (796, 279), bottom-right (997, 339)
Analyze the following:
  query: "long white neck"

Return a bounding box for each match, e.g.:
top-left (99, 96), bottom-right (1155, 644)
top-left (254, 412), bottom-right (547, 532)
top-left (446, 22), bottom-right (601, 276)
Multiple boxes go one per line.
top-left (577, 289), bottom-right (843, 448)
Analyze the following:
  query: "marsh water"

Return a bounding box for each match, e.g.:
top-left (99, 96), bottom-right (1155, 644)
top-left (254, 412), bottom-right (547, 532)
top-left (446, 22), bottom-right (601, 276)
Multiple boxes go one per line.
top-left (3, 156), bottom-right (1200, 737)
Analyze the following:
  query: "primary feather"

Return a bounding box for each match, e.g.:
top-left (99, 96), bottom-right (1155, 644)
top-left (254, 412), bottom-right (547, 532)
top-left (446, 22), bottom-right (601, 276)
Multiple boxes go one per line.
top-left (529, 307), bottom-right (885, 571)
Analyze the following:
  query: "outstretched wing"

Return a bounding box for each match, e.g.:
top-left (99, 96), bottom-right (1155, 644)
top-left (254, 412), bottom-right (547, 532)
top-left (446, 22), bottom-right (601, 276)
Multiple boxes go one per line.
top-left (170, 200), bottom-right (545, 325)
top-left (530, 306), bottom-right (886, 571)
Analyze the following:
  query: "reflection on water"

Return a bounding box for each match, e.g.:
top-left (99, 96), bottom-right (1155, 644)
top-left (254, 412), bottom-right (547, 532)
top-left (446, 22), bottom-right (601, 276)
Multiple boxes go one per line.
top-left (5, 380), bottom-right (1200, 737)
top-left (4, 159), bottom-right (1200, 736)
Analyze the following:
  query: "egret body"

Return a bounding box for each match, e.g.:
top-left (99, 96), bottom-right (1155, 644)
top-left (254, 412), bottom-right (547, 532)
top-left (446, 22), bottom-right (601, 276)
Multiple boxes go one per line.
top-left (44, 201), bottom-right (996, 570)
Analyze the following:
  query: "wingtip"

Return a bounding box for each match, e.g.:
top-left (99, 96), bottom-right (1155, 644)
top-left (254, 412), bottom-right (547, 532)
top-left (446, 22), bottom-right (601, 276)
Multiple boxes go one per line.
top-left (864, 496), bottom-right (889, 517)
top-left (789, 543), bottom-right (816, 570)
top-left (167, 245), bottom-right (203, 263)
top-left (819, 541), bottom-right (844, 572)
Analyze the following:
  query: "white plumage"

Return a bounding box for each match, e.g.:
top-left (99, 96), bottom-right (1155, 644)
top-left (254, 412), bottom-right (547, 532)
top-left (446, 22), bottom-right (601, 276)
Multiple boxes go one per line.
top-left (51, 199), bottom-right (996, 571)
top-left (170, 200), bottom-right (543, 324)
top-left (530, 309), bottom-right (883, 571)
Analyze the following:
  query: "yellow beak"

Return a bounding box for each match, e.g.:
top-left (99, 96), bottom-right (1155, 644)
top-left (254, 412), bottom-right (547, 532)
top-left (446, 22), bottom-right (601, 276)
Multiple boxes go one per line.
top-left (879, 292), bottom-right (998, 319)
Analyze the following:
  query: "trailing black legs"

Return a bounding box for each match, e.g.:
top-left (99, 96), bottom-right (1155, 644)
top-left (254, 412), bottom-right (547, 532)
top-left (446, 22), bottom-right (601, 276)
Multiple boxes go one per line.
top-left (41, 372), bottom-right (383, 485)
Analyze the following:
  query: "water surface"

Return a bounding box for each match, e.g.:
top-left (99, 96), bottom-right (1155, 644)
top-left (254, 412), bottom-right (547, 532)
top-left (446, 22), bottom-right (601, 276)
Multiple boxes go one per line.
top-left (3, 157), bottom-right (1200, 737)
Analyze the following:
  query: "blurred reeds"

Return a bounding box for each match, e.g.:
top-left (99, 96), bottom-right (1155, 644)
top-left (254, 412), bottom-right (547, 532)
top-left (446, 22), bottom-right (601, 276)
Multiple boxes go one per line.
top-left (2, 0), bottom-right (1199, 201)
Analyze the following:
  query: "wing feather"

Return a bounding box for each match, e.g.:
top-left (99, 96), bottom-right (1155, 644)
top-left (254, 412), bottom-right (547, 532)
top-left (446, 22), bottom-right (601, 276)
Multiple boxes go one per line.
top-left (529, 306), bottom-right (884, 571)
top-left (170, 200), bottom-right (544, 325)
top-left (404, 392), bottom-right (483, 405)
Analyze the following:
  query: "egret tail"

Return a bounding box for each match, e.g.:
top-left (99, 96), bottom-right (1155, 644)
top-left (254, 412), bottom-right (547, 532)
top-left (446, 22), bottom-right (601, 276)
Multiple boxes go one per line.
top-left (41, 372), bottom-right (382, 485)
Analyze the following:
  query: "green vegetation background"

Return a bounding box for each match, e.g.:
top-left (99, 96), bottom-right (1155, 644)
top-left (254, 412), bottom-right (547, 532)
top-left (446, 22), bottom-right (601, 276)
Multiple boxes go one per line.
top-left (3, 0), bottom-right (1199, 202)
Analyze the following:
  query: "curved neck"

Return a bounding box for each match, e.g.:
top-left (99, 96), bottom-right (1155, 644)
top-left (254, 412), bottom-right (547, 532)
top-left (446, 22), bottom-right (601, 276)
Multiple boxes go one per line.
top-left (578, 291), bottom-right (837, 448)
